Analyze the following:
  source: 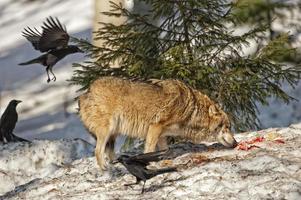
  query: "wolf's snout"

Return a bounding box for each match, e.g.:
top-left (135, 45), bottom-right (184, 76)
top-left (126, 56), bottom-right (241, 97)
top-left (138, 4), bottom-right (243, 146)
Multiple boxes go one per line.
top-left (217, 131), bottom-right (238, 148)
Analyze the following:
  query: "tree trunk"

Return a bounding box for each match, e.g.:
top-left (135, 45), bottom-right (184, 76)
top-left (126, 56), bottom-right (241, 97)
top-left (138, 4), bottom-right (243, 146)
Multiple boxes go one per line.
top-left (93, 0), bottom-right (134, 47)
top-left (93, 0), bottom-right (134, 68)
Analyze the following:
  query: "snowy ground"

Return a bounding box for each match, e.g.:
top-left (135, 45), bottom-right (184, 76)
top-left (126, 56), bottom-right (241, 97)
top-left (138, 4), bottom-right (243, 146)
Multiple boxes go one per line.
top-left (0, 123), bottom-right (300, 199)
top-left (0, 139), bottom-right (94, 195)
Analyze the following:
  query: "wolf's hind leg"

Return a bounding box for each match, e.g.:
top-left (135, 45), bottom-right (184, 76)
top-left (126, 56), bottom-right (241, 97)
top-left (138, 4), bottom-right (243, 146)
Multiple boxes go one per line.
top-left (144, 124), bottom-right (163, 153)
top-left (105, 135), bottom-right (116, 163)
top-left (157, 136), bottom-right (168, 151)
top-left (95, 125), bottom-right (112, 172)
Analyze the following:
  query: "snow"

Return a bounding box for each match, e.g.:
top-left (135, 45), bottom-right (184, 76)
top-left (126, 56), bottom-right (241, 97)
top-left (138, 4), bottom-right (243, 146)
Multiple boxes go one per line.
top-left (0, 139), bottom-right (94, 195)
top-left (257, 82), bottom-right (301, 128)
top-left (0, 123), bottom-right (300, 199)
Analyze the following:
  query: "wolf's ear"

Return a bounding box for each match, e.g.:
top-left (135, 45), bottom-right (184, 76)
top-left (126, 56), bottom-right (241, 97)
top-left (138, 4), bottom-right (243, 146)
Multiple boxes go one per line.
top-left (209, 105), bottom-right (218, 117)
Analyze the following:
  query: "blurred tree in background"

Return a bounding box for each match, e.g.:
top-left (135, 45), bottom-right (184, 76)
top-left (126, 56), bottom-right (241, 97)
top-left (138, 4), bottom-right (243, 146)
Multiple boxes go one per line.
top-left (93, 0), bottom-right (127, 47)
top-left (71, 0), bottom-right (301, 131)
top-left (234, 0), bottom-right (301, 62)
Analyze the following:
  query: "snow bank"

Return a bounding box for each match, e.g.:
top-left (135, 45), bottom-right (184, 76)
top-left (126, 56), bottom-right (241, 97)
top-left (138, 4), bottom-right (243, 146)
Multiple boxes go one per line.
top-left (0, 124), bottom-right (300, 199)
top-left (0, 139), bottom-right (94, 195)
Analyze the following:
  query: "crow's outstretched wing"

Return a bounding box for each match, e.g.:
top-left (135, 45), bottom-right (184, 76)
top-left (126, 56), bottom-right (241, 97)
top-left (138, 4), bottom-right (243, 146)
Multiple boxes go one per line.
top-left (22, 17), bottom-right (69, 52)
top-left (39, 17), bottom-right (69, 52)
top-left (22, 27), bottom-right (42, 51)
top-left (129, 150), bottom-right (168, 165)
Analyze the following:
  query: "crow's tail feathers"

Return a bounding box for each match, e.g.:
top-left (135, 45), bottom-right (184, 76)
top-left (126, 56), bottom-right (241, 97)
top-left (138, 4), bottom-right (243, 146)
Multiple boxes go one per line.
top-left (12, 133), bottom-right (31, 143)
top-left (19, 57), bottom-right (41, 65)
top-left (150, 167), bottom-right (177, 177)
top-left (0, 132), bottom-right (30, 144)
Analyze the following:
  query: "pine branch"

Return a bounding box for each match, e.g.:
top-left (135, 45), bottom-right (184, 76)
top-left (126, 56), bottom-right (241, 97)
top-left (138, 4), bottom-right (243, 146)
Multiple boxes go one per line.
top-left (71, 0), bottom-right (301, 130)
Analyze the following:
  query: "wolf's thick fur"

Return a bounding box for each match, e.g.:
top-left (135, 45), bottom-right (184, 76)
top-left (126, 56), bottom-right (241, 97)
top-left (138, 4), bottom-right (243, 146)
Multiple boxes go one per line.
top-left (79, 77), bottom-right (237, 171)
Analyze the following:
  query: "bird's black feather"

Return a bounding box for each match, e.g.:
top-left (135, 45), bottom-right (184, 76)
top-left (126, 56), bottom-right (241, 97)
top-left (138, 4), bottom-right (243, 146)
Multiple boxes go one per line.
top-left (39, 17), bottom-right (69, 52)
top-left (22, 16), bottom-right (69, 53)
top-left (0, 100), bottom-right (29, 143)
top-left (116, 152), bottom-right (177, 193)
top-left (22, 27), bottom-right (42, 51)
top-left (20, 16), bottom-right (82, 83)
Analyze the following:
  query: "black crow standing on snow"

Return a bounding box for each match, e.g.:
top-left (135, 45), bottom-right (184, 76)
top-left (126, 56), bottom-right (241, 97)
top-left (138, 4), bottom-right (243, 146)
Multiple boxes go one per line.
top-left (114, 151), bottom-right (177, 194)
top-left (0, 100), bottom-right (28, 143)
top-left (19, 16), bottom-right (83, 83)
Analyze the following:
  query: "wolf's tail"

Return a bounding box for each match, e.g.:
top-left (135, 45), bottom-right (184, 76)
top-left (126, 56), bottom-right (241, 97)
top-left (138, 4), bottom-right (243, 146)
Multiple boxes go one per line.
top-left (19, 57), bottom-right (41, 65)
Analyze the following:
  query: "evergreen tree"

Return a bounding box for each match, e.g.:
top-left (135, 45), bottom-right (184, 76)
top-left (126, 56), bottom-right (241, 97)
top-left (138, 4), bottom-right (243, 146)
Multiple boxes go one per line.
top-left (71, 0), bottom-right (301, 131)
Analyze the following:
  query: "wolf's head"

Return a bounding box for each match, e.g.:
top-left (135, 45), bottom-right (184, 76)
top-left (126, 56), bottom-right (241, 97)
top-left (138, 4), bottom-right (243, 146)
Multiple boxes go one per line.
top-left (207, 105), bottom-right (237, 148)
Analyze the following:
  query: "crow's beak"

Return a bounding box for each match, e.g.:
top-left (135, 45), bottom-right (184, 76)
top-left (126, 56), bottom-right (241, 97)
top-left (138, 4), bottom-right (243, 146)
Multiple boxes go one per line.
top-left (16, 100), bottom-right (22, 104)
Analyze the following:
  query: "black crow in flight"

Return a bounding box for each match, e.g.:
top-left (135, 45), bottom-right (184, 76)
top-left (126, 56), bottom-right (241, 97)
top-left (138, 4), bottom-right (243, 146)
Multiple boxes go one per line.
top-left (19, 17), bottom-right (83, 83)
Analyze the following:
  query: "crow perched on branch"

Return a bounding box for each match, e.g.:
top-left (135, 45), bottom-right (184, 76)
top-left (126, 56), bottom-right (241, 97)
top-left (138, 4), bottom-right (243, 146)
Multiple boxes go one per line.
top-left (114, 151), bottom-right (177, 194)
top-left (0, 100), bottom-right (28, 143)
top-left (19, 16), bottom-right (83, 83)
